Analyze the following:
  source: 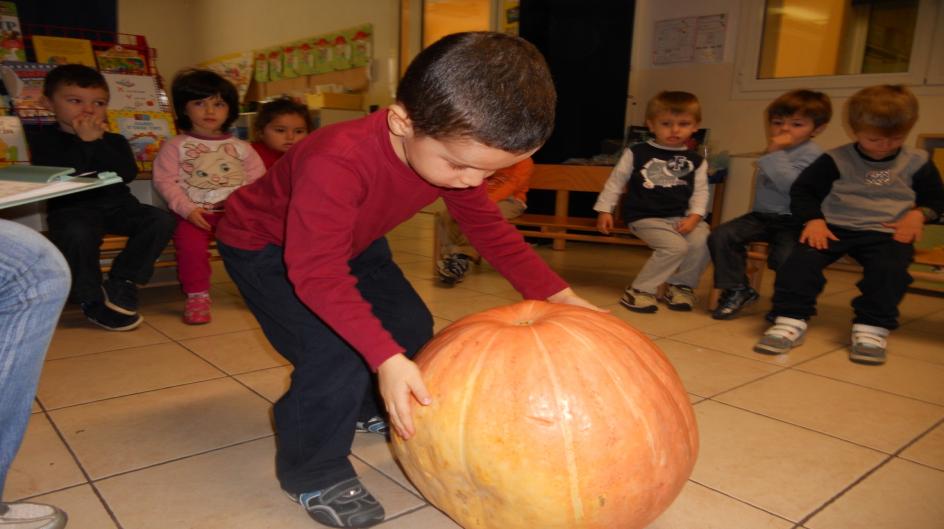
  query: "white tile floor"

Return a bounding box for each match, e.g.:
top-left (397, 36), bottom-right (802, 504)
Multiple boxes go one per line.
top-left (8, 211), bottom-right (944, 529)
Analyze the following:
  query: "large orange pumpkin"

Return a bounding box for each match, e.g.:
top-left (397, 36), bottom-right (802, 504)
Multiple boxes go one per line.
top-left (391, 300), bottom-right (697, 529)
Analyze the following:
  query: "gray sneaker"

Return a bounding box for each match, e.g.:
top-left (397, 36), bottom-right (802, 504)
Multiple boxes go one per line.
top-left (288, 478), bottom-right (385, 528)
top-left (849, 323), bottom-right (889, 365)
top-left (754, 316), bottom-right (807, 355)
top-left (0, 501), bottom-right (67, 529)
top-left (620, 287), bottom-right (658, 313)
top-left (437, 253), bottom-right (470, 285)
top-left (662, 284), bottom-right (697, 311)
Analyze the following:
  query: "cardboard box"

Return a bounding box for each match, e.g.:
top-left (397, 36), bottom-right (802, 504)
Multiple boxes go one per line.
top-left (305, 92), bottom-right (364, 110)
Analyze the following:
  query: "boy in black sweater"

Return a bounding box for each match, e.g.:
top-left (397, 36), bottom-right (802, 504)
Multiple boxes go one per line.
top-left (30, 64), bottom-right (176, 331)
top-left (755, 85), bottom-right (944, 365)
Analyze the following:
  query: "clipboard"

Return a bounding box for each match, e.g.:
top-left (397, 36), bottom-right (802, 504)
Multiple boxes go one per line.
top-left (0, 165), bottom-right (123, 210)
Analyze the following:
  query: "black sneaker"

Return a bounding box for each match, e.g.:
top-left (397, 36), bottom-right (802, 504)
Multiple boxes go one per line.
top-left (103, 277), bottom-right (139, 315)
top-left (437, 253), bottom-right (470, 285)
top-left (82, 300), bottom-right (143, 331)
top-left (288, 478), bottom-right (385, 528)
top-left (712, 287), bottom-right (759, 320)
top-left (355, 416), bottom-right (389, 435)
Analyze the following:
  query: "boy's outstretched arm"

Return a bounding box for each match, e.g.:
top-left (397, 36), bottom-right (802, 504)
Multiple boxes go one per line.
top-left (378, 353), bottom-right (432, 440)
top-left (791, 154), bottom-right (840, 249)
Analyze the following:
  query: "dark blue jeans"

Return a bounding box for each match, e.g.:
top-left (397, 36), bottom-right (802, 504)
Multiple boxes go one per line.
top-left (218, 237), bottom-right (433, 494)
top-left (770, 226), bottom-right (914, 329)
top-left (708, 211), bottom-right (802, 290)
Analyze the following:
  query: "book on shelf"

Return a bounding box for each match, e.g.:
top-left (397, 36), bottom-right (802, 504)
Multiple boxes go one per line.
top-left (103, 73), bottom-right (166, 111)
top-left (0, 165), bottom-right (121, 209)
top-left (0, 61), bottom-right (56, 124)
top-left (31, 35), bottom-right (96, 67)
top-left (0, 115), bottom-right (28, 166)
top-left (96, 45), bottom-right (147, 75)
top-left (107, 110), bottom-right (176, 172)
top-left (0, 1), bottom-right (25, 61)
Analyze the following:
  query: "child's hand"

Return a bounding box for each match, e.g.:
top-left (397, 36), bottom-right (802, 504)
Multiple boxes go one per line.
top-left (597, 212), bottom-right (614, 234)
top-left (766, 132), bottom-right (794, 153)
top-left (187, 208), bottom-right (213, 231)
top-left (378, 353), bottom-right (431, 440)
top-left (675, 214), bottom-right (701, 235)
top-left (72, 115), bottom-right (107, 142)
top-left (547, 287), bottom-right (607, 312)
top-left (883, 209), bottom-right (925, 244)
top-left (799, 219), bottom-right (838, 250)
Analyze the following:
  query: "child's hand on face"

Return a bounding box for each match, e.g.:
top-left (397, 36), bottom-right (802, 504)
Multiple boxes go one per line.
top-left (766, 132), bottom-right (795, 153)
top-left (596, 212), bottom-right (614, 234)
top-left (72, 115), bottom-right (107, 142)
top-left (675, 214), bottom-right (701, 235)
top-left (800, 218), bottom-right (838, 250)
top-left (378, 353), bottom-right (431, 440)
top-left (187, 208), bottom-right (213, 231)
top-left (883, 209), bottom-right (925, 244)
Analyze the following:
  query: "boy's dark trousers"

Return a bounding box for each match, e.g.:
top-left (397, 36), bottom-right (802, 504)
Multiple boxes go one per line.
top-left (46, 195), bottom-right (176, 303)
top-left (708, 212), bottom-right (801, 289)
top-left (218, 237), bottom-right (434, 494)
top-left (770, 226), bottom-right (914, 329)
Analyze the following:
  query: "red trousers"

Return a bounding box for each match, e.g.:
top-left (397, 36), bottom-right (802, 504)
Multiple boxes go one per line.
top-left (173, 212), bottom-right (222, 294)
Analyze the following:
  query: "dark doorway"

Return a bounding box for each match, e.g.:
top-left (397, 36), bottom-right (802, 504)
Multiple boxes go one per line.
top-left (519, 0), bottom-right (634, 217)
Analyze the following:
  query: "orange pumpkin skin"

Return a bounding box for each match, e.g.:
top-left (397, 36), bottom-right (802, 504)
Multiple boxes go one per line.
top-left (391, 300), bottom-right (698, 529)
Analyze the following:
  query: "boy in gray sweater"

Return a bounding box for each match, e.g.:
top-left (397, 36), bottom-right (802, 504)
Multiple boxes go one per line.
top-left (754, 85), bottom-right (944, 365)
top-left (709, 90), bottom-right (831, 319)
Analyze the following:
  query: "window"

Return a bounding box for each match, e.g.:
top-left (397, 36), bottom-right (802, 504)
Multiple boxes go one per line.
top-left (734, 0), bottom-right (943, 95)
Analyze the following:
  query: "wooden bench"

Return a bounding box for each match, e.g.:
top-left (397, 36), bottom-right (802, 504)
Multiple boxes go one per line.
top-left (98, 234), bottom-right (220, 273)
top-left (508, 164), bottom-right (643, 250)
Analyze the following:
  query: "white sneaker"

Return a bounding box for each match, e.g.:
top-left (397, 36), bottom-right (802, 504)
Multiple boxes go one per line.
top-left (754, 316), bottom-right (807, 355)
top-left (0, 501), bottom-right (67, 529)
top-left (849, 323), bottom-right (889, 365)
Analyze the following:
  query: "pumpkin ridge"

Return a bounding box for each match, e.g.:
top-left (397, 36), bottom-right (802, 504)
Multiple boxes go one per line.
top-left (529, 324), bottom-right (584, 524)
top-left (456, 324), bottom-right (503, 515)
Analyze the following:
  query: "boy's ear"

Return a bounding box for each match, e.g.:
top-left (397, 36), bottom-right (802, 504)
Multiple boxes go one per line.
top-left (39, 95), bottom-right (53, 111)
top-left (387, 103), bottom-right (414, 138)
top-left (811, 124), bottom-right (827, 137)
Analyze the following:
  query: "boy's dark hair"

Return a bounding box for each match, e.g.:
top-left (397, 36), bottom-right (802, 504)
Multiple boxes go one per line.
top-left (766, 89), bottom-right (832, 128)
top-left (171, 69), bottom-right (240, 132)
top-left (42, 64), bottom-right (108, 98)
top-left (847, 84), bottom-right (918, 136)
top-left (646, 91), bottom-right (701, 122)
top-left (396, 31), bottom-right (555, 153)
top-left (254, 97), bottom-right (313, 134)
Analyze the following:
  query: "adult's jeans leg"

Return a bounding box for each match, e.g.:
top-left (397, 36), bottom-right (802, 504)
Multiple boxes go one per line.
top-left (0, 220), bottom-right (70, 497)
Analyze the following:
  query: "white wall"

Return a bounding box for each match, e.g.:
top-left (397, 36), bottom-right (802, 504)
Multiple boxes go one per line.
top-left (118, 0), bottom-right (401, 108)
top-left (629, 0), bottom-right (944, 221)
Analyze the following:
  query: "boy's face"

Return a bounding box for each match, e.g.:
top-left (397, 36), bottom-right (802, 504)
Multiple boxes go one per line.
top-left (260, 113), bottom-right (309, 153)
top-left (768, 112), bottom-right (823, 148)
top-left (646, 111), bottom-right (699, 149)
top-left (854, 129), bottom-right (906, 160)
top-left (387, 105), bottom-right (535, 189)
top-left (185, 95), bottom-right (229, 136)
top-left (43, 84), bottom-right (109, 134)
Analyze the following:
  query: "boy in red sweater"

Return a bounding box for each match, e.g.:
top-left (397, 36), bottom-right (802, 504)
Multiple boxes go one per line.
top-left (216, 32), bottom-right (596, 528)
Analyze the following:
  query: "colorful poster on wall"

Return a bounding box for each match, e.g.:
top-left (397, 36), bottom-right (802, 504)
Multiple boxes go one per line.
top-left (198, 51), bottom-right (255, 102)
top-left (250, 24), bottom-right (373, 83)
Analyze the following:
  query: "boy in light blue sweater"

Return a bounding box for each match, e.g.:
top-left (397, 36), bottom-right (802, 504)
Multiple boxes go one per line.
top-left (708, 89), bottom-right (832, 319)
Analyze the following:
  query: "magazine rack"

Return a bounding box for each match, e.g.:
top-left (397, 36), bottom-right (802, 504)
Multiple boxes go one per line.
top-left (21, 24), bottom-right (158, 76)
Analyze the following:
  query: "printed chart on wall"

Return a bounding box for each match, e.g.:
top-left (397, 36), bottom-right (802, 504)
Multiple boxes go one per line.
top-left (653, 14), bottom-right (726, 66)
